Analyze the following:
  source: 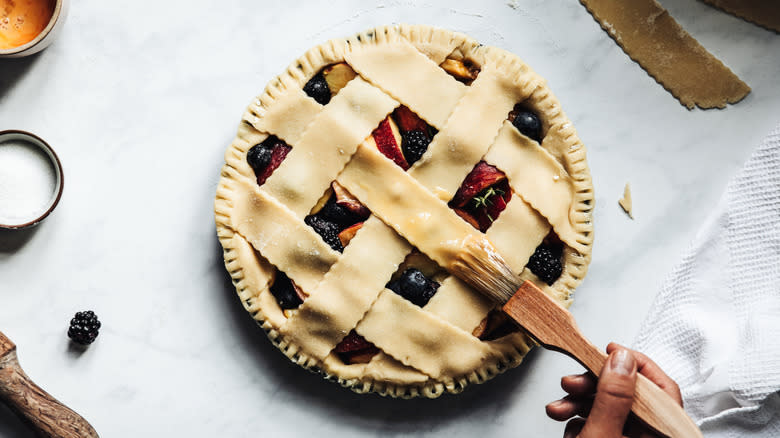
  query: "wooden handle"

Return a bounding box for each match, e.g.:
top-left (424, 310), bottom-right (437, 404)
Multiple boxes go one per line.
top-left (503, 281), bottom-right (702, 438)
top-left (0, 333), bottom-right (99, 438)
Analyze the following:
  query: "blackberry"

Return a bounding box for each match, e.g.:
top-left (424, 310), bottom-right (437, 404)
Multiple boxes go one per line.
top-left (68, 311), bottom-right (101, 345)
top-left (246, 143), bottom-right (272, 173)
top-left (392, 268), bottom-right (439, 307)
top-left (270, 271), bottom-right (303, 309)
top-left (319, 198), bottom-right (361, 228)
top-left (527, 245), bottom-right (563, 285)
top-left (303, 73), bottom-right (331, 105)
top-left (304, 214), bottom-right (344, 252)
top-left (401, 130), bottom-right (430, 165)
top-left (512, 111), bottom-right (542, 142)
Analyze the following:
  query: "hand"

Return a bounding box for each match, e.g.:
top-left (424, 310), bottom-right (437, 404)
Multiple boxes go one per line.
top-left (545, 343), bottom-right (683, 438)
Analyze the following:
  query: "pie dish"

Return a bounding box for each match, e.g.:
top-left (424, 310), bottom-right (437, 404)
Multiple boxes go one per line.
top-left (215, 24), bottom-right (594, 398)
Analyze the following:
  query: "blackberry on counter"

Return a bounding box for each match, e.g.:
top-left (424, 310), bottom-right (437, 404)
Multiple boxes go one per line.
top-left (303, 73), bottom-right (331, 105)
top-left (68, 311), bottom-right (101, 345)
top-left (401, 130), bottom-right (430, 165)
top-left (526, 244), bottom-right (563, 285)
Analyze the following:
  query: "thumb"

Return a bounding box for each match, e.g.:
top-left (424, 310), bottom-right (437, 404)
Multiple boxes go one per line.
top-left (579, 348), bottom-right (637, 438)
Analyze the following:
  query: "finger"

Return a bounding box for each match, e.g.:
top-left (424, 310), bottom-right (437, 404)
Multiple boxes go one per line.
top-left (561, 373), bottom-right (597, 397)
top-left (579, 348), bottom-right (637, 438)
top-left (563, 417), bottom-right (586, 438)
top-left (607, 342), bottom-right (683, 405)
top-left (546, 395), bottom-right (593, 421)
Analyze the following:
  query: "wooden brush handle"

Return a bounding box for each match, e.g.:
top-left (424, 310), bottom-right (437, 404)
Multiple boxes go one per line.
top-left (503, 281), bottom-right (702, 438)
top-left (0, 333), bottom-right (99, 438)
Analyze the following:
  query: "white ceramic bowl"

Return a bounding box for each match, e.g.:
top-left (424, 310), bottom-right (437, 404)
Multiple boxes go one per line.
top-left (0, 0), bottom-right (69, 58)
top-left (0, 130), bottom-right (64, 229)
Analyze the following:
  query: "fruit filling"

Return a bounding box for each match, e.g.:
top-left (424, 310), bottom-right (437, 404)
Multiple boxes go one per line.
top-left (508, 104), bottom-right (542, 143)
top-left (335, 330), bottom-right (380, 364)
top-left (526, 239), bottom-right (564, 285)
top-left (449, 162), bottom-right (512, 232)
top-left (439, 58), bottom-right (481, 84)
top-left (247, 136), bottom-right (292, 186)
top-left (270, 270), bottom-right (307, 310)
top-left (304, 182), bottom-right (370, 253)
top-left (386, 268), bottom-right (440, 307)
top-left (372, 106), bottom-right (436, 170)
top-left (472, 309), bottom-right (518, 341)
top-left (303, 63), bottom-right (358, 105)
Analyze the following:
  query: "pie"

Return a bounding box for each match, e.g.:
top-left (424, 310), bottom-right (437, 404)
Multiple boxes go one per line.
top-left (215, 24), bottom-right (594, 398)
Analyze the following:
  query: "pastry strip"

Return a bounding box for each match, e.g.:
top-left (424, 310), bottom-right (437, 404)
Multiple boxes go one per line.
top-left (225, 173), bottom-right (340, 291)
top-left (356, 289), bottom-right (493, 379)
top-left (580, 0), bottom-right (750, 109)
top-left (485, 196), bottom-right (551, 273)
top-left (280, 216), bottom-right (411, 359)
top-left (337, 143), bottom-right (481, 270)
top-left (411, 64), bottom-right (531, 198)
top-left (700, 0), bottom-right (780, 33)
top-left (263, 77), bottom-right (398, 217)
top-left (245, 87), bottom-right (323, 146)
top-left (484, 123), bottom-right (579, 250)
top-left (424, 276), bottom-right (495, 333)
top-left (346, 40), bottom-right (466, 129)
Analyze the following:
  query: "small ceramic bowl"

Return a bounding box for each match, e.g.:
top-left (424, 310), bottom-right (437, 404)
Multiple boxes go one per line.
top-left (0, 0), bottom-right (69, 58)
top-left (0, 130), bottom-right (64, 229)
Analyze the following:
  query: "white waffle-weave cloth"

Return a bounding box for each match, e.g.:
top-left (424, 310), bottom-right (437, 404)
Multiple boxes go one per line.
top-left (633, 123), bottom-right (780, 437)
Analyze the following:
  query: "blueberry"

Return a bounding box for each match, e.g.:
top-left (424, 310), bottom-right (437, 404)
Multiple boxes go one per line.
top-left (526, 244), bottom-right (563, 285)
top-left (246, 143), bottom-right (272, 173)
top-left (401, 130), bottom-right (431, 165)
top-left (304, 214), bottom-right (343, 252)
top-left (303, 73), bottom-right (331, 105)
top-left (270, 271), bottom-right (302, 309)
top-left (394, 268), bottom-right (439, 307)
top-left (512, 111), bottom-right (542, 142)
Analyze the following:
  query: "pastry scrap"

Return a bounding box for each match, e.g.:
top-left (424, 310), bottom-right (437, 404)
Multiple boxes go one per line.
top-left (619, 183), bottom-right (633, 219)
top-left (579, 0), bottom-right (751, 109)
top-left (215, 25), bottom-right (594, 398)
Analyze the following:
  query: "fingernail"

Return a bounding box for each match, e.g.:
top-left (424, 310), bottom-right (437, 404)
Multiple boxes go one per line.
top-left (563, 429), bottom-right (576, 438)
top-left (610, 349), bottom-right (633, 375)
top-left (548, 399), bottom-right (564, 408)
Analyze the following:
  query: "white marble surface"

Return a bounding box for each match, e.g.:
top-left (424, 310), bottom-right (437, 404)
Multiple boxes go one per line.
top-left (0, 1), bottom-right (778, 436)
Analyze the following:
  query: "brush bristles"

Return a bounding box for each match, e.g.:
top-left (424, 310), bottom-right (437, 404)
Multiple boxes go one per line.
top-left (450, 236), bottom-right (521, 304)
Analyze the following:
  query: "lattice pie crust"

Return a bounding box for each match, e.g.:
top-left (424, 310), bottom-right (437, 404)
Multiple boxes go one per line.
top-left (215, 25), bottom-right (594, 398)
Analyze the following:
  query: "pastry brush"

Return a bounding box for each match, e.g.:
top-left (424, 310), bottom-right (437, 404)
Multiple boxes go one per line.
top-left (450, 236), bottom-right (702, 438)
top-left (0, 331), bottom-right (99, 437)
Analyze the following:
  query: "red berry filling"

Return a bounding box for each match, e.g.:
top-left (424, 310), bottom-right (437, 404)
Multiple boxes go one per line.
top-left (449, 162), bottom-right (512, 232)
top-left (247, 136), bottom-right (292, 186)
top-left (335, 330), bottom-right (379, 364)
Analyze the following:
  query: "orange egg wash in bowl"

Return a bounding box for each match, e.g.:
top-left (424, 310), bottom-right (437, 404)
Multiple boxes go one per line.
top-left (0, 0), bottom-right (56, 50)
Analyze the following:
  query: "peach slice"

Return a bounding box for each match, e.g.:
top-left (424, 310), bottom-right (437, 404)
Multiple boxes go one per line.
top-left (392, 105), bottom-right (429, 133)
top-left (372, 117), bottom-right (408, 170)
top-left (331, 181), bottom-right (370, 217)
top-left (323, 63), bottom-right (357, 95)
top-left (338, 222), bottom-right (364, 247)
top-left (440, 58), bottom-right (480, 83)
